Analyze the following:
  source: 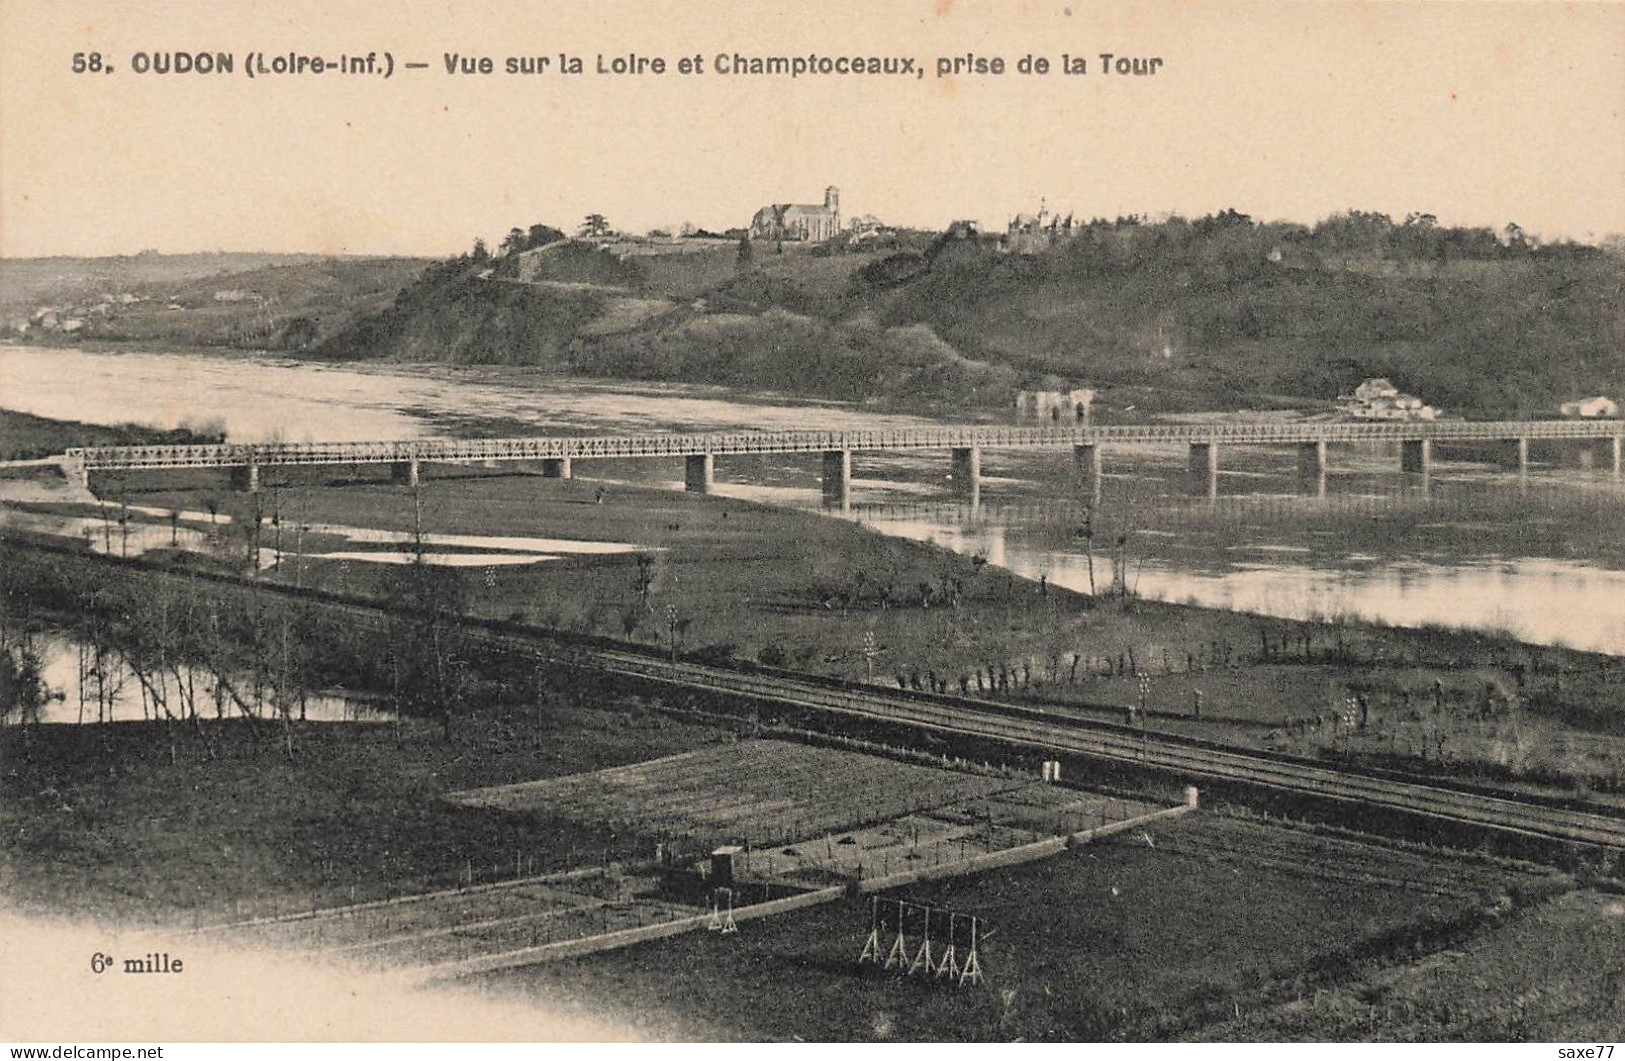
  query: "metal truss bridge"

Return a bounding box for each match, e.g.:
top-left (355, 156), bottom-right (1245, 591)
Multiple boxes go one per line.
top-left (61, 418), bottom-right (1625, 503)
top-left (62, 419), bottom-right (1625, 469)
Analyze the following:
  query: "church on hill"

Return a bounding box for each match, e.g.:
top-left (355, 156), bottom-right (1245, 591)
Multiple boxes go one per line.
top-left (749, 186), bottom-right (842, 242)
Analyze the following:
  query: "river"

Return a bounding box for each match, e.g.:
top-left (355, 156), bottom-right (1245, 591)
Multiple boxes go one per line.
top-left (5, 344), bottom-right (1625, 654)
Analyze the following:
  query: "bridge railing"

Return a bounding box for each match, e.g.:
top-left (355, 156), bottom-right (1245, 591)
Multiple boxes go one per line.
top-left (63, 419), bottom-right (1623, 469)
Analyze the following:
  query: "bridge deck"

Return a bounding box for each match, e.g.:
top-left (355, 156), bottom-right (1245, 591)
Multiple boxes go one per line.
top-left (65, 420), bottom-right (1624, 470)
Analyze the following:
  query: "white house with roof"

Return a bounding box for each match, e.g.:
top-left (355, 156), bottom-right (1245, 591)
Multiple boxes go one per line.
top-left (1560, 396), bottom-right (1619, 418)
top-left (1337, 378), bottom-right (1440, 421)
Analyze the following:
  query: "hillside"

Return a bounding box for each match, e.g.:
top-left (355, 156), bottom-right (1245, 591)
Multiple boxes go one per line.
top-left (3, 255), bottom-right (431, 353)
top-left (0, 252), bottom-right (342, 306)
top-left (305, 215), bottom-right (1622, 415)
top-left (10, 214), bottom-right (1621, 417)
top-left (861, 220), bottom-right (1625, 415)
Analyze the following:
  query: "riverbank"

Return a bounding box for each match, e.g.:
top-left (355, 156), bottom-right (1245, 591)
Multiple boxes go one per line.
top-left (31, 464), bottom-right (1625, 797)
top-left (5, 468), bottom-right (1623, 1041)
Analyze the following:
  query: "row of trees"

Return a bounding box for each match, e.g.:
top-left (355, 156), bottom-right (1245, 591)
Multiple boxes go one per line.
top-left (466, 216), bottom-right (610, 262)
top-left (1032, 208), bottom-right (1598, 262)
top-left (0, 540), bottom-right (330, 758)
top-left (0, 496), bottom-right (479, 755)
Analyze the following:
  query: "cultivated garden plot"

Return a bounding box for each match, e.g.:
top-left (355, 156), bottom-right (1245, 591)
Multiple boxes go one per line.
top-left (184, 871), bottom-right (707, 974)
top-left (211, 877), bottom-right (626, 953)
top-left (445, 740), bottom-right (1023, 851)
top-left (333, 892), bottom-right (701, 971)
top-left (213, 745), bottom-right (1182, 978)
top-left (479, 815), bottom-right (1568, 1042)
top-left (738, 786), bottom-right (1161, 887)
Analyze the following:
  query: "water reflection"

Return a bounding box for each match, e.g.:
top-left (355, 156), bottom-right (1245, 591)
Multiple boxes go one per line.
top-left (869, 514), bottom-right (1625, 655)
top-left (8, 633), bottom-right (391, 725)
top-left (6, 345), bottom-right (1625, 654)
top-left (0, 503), bottom-right (643, 569)
top-left (302, 550), bottom-right (556, 567)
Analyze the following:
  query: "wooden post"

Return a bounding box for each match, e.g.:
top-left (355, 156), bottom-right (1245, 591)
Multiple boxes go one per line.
top-left (1188, 443), bottom-right (1218, 500)
top-left (821, 449), bottom-right (852, 511)
top-left (950, 446), bottom-right (981, 507)
top-left (1073, 444), bottom-right (1103, 507)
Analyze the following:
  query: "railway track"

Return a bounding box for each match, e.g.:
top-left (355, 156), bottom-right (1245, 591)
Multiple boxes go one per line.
top-left (10, 537), bottom-right (1625, 853)
top-left (484, 635), bottom-right (1625, 853)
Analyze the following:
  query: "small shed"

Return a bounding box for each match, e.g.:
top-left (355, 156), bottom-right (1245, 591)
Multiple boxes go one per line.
top-left (710, 845), bottom-right (745, 886)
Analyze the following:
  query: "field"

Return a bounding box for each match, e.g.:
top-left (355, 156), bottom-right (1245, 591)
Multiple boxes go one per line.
top-left (448, 739), bottom-right (1164, 888)
top-left (476, 814), bottom-right (1569, 1041)
top-left (1196, 885), bottom-right (1625, 1041)
top-left (188, 740), bottom-right (1170, 978)
top-left (211, 871), bottom-right (702, 972)
top-left (35, 462), bottom-right (1625, 799)
top-left (5, 412), bottom-right (1624, 1039)
top-left (447, 741), bottom-right (1020, 853)
top-left (0, 699), bottom-right (732, 924)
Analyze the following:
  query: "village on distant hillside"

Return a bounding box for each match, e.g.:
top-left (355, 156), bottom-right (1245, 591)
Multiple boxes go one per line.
top-left (6, 187), bottom-right (1622, 426)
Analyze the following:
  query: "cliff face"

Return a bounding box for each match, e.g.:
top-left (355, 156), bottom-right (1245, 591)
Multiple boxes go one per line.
top-left (315, 277), bottom-right (606, 367)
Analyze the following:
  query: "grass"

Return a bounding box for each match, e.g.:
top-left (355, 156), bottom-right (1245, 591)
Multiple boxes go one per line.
top-left (445, 741), bottom-right (1017, 853)
top-left (1194, 885), bottom-right (1625, 1041)
top-left (53, 466), bottom-right (1625, 797)
top-left (472, 814), bottom-right (1562, 1041)
top-left (0, 698), bottom-right (732, 924)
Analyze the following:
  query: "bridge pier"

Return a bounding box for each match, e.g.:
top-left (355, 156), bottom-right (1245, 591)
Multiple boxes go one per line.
top-left (950, 446), bottom-right (981, 507)
top-left (1073, 444), bottom-right (1103, 507)
top-left (684, 453), bottom-right (714, 493)
top-left (541, 457), bottom-right (572, 479)
top-left (229, 460), bottom-right (260, 493)
top-left (1400, 439), bottom-right (1432, 478)
top-left (821, 449), bottom-right (851, 511)
top-left (1296, 441), bottom-right (1327, 497)
top-left (389, 459), bottom-right (421, 488)
top-left (1511, 437), bottom-right (1530, 480)
top-left (1612, 436), bottom-right (1622, 479)
top-left (1188, 443), bottom-right (1218, 500)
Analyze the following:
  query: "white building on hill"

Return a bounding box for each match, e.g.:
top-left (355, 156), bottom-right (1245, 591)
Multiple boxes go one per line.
top-left (1337, 378), bottom-right (1440, 421)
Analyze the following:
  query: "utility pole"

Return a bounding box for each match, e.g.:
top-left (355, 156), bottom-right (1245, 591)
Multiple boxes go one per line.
top-left (1138, 672), bottom-right (1151, 761)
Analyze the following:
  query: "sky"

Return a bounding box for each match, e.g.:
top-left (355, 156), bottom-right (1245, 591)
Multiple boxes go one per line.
top-left (1, 0), bottom-right (1622, 257)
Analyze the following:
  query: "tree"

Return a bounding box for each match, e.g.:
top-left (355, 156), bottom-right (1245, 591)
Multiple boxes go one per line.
top-left (579, 214), bottom-right (611, 238)
top-left (0, 638), bottom-right (46, 730)
top-left (379, 482), bottom-right (472, 741)
top-left (470, 238), bottom-right (490, 263)
top-left (499, 227), bottom-right (528, 256)
top-left (526, 223), bottom-right (565, 249)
